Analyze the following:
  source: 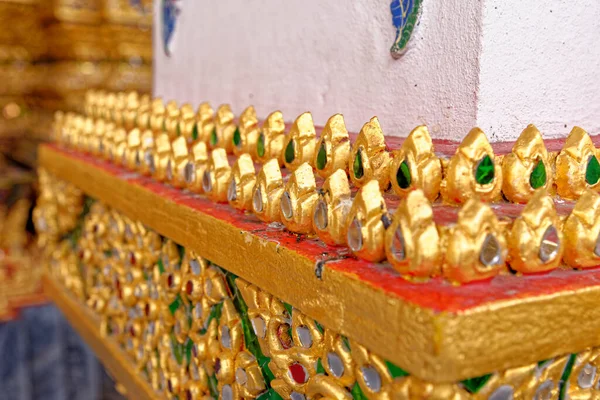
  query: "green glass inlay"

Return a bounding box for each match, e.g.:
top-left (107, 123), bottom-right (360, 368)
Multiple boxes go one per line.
top-left (192, 124), bottom-right (199, 140)
top-left (169, 295), bottom-right (182, 315)
top-left (285, 139), bottom-right (295, 163)
top-left (177, 244), bottom-right (185, 263)
top-left (475, 154), bottom-right (495, 185)
top-left (314, 320), bottom-right (324, 334)
top-left (257, 389), bottom-right (284, 400)
top-left (184, 338), bottom-right (193, 365)
top-left (316, 142), bottom-right (327, 170)
top-left (559, 354), bottom-right (577, 400)
top-left (224, 272), bottom-right (276, 385)
top-left (233, 127), bottom-right (241, 147)
top-left (176, 122), bottom-right (181, 137)
top-left (461, 374), bottom-right (492, 394)
top-left (162, 120), bottom-right (167, 132)
top-left (342, 336), bottom-right (351, 353)
top-left (351, 382), bottom-right (368, 400)
top-left (257, 133), bottom-right (265, 157)
top-left (157, 258), bottom-right (166, 274)
top-left (208, 374), bottom-right (219, 399)
top-left (586, 155), bottom-right (600, 185)
top-left (283, 302), bottom-right (293, 317)
top-left (529, 159), bottom-right (547, 189)
top-left (385, 360), bottom-right (409, 378)
top-left (210, 127), bottom-right (218, 146)
top-left (353, 150), bottom-right (364, 179)
top-left (537, 359), bottom-right (551, 367)
top-left (200, 302), bottom-right (223, 335)
top-left (170, 334), bottom-right (183, 365)
top-left (396, 160), bottom-right (411, 189)
top-left (316, 358), bottom-right (325, 374)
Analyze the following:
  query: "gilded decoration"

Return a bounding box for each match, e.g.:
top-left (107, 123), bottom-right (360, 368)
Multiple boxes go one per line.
top-left (54, 91), bottom-right (600, 284)
top-left (35, 172), bottom-right (600, 399)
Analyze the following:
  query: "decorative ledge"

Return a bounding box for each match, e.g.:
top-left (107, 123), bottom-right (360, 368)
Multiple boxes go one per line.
top-left (39, 143), bottom-right (600, 384)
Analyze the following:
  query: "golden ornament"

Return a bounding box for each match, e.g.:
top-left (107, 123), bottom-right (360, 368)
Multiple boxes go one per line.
top-left (389, 125), bottom-right (441, 202)
top-left (280, 162), bottom-right (319, 234)
top-left (385, 189), bottom-right (441, 278)
top-left (313, 169), bottom-right (352, 246)
top-left (349, 117), bottom-right (391, 189)
top-left (441, 127), bottom-right (503, 204)
top-left (346, 180), bottom-right (388, 262)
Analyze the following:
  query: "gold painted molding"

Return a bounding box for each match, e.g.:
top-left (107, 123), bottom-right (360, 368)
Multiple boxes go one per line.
top-left (39, 144), bottom-right (600, 383)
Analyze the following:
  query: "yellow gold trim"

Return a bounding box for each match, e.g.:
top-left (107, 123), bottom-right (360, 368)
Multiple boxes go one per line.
top-left (39, 145), bottom-right (600, 383)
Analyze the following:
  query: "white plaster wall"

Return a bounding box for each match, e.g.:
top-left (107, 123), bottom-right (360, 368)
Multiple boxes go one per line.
top-left (477, 0), bottom-right (600, 141)
top-left (154, 0), bottom-right (484, 140)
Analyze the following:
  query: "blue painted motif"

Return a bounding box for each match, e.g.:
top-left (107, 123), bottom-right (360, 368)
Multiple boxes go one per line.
top-left (390, 0), bottom-right (422, 59)
top-left (162, 0), bottom-right (181, 56)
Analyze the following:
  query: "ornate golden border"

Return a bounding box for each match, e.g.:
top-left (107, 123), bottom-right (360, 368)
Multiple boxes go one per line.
top-left (39, 144), bottom-right (600, 383)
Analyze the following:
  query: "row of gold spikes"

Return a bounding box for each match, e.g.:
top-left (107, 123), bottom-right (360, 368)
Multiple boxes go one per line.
top-left (54, 110), bottom-right (600, 284)
top-left (74, 90), bottom-right (600, 205)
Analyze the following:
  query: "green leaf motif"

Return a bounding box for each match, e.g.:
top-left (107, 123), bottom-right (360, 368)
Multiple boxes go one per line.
top-left (390, 0), bottom-right (422, 58)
